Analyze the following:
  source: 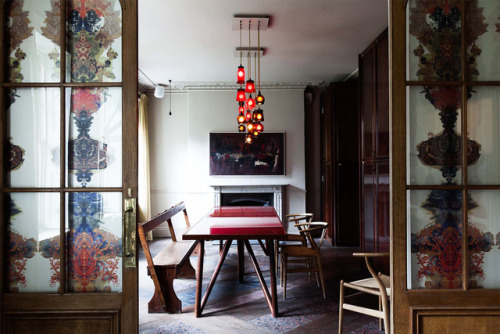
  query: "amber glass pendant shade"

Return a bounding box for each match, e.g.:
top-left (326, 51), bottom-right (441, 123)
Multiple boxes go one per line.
top-left (237, 113), bottom-right (245, 124)
top-left (238, 124), bottom-right (246, 133)
top-left (253, 109), bottom-right (264, 122)
top-left (256, 91), bottom-right (265, 105)
top-left (247, 122), bottom-right (254, 132)
top-left (245, 134), bottom-right (253, 143)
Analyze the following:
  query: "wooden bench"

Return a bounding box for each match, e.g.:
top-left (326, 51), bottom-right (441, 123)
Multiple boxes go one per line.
top-left (138, 202), bottom-right (198, 313)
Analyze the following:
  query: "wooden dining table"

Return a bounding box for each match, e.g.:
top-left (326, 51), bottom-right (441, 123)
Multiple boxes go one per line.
top-left (182, 206), bottom-right (288, 317)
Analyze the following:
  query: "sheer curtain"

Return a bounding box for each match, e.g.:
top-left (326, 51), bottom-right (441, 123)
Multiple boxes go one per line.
top-left (138, 94), bottom-right (152, 239)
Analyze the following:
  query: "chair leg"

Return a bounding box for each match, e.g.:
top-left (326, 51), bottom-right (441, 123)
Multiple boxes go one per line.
top-left (317, 256), bottom-right (326, 299)
top-left (312, 258), bottom-right (320, 287)
top-left (381, 293), bottom-right (390, 333)
top-left (283, 254), bottom-right (287, 299)
top-left (338, 280), bottom-right (344, 334)
top-left (379, 296), bottom-right (382, 331)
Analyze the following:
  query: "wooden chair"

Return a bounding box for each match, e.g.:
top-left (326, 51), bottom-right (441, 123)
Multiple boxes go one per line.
top-left (280, 221), bottom-right (328, 299)
top-left (338, 253), bottom-right (390, 334)
top-left (274, 213), bottom-right (314, 266)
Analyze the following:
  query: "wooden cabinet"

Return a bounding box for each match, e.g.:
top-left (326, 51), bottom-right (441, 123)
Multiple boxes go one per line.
top-left (321, 81), bottom-right (359, 246)
top-left (359, 29), bottom-right (389, 273)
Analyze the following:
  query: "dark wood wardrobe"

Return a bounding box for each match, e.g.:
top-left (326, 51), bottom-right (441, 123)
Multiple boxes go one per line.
top-left (359, 29), bottom-right (389, 273)
top-left (321, 80), bottom-right (360, 247)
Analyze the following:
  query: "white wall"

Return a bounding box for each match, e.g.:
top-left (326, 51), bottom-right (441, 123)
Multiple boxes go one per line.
top-left (148, 89), bottom-right (305, 234)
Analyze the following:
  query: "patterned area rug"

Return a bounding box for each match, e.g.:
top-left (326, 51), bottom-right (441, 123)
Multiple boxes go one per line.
top-left (141, 321), bottom-right (207, 334)
top-left (250, 296), bottom-right (337, 333)
top-left (350, 321), bottom-right (385, 334)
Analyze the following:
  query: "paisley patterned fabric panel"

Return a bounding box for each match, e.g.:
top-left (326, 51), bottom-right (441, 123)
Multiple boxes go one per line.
top-left (467, 190), bottom-right (500, 288)
top-left (467, 87), bottom-right (500, 185)
top-left (66, 192), bottom-right (122, 292)
top-left (7, 88), bottom-right (60, 187)
top-left (66, 87), bottom-right (122, 188)
top-left (66, 0), bottom-right (122, 83)
top-left (407, 86), bottom-right (463, 185)
top-left (406, 0), bottom-right (462, 82)
top-left (6, 0), bottom-right (60, 83)
top-left (408, 190), bottom-right (464, 289)
top-left (7, 193), bottom-right (60, 293)
top-left (467, 0), bottom-right (500, 81)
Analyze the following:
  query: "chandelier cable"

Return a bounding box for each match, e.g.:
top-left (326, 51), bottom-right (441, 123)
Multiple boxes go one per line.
top-left (248, 23), bottom-right (251, 79)
top-left (258, 21), bottom-right (261, 91)
top-left (239, 20), bottom-right (242, 66)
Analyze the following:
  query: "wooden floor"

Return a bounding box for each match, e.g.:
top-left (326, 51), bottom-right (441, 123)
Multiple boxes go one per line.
top-left (139, 238), bottom-right (382, 333)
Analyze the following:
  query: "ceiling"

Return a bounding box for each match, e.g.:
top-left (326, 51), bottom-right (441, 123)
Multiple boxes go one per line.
top-left (138, 0), bottom-right (388, 89)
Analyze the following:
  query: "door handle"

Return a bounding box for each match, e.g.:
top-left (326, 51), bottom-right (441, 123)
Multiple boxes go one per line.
top-left (123, 194), bottom-right (137, 268)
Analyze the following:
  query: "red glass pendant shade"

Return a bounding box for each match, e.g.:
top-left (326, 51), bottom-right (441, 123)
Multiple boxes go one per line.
top-left (245, 110), bottom-right (252, 121)
top-left (255, 122), bottom-right (263, 132)
top-left (236, 88), bottom-right (246, 102)
top-left (238, 104), bottom-right (245, 113)
top-left (246, 94), bottom-right (255, 110)
top-left (245, 79), bottom-right (255, 93)
top-left (237, 65), bottom-right (245, 84)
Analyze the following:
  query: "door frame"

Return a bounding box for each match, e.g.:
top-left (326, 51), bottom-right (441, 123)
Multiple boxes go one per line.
top-left (0, 0), bottom-right (139, 332)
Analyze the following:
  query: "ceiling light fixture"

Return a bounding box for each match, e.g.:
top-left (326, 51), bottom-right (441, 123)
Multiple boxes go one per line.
top-left (234, 16), bottom-right (268, 141)
top-left (139, 68), bottom-right (165, 99)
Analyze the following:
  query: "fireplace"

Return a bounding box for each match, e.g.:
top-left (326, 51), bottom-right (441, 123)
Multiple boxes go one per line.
top-left (211, 185), bottom-right (285, 220)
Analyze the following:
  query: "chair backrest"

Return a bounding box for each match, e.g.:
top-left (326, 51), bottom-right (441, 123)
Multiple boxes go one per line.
top-left (296, 222), bottom-right (328, 250)
top-left (286, 213), bottom-right (313, 233)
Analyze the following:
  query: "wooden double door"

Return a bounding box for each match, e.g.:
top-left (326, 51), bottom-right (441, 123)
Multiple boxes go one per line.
top-left (1, 1), bottom-right (139, 333)
top-left (391, 0), bottom-right (500, 332)
top-left (359, 29), bottom-right (390, 274)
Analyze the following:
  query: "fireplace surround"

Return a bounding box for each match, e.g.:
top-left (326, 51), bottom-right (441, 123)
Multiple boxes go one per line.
top-left (211, 185), bottom-right (285, 220)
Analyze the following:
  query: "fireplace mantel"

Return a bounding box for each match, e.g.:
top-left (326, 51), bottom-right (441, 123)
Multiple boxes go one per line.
top-left (211, 185), bottom-right (286, 220)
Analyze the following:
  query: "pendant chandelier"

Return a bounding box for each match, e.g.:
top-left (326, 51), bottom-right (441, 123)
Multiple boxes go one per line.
top-left (234, 16), bottom-right (267, 144)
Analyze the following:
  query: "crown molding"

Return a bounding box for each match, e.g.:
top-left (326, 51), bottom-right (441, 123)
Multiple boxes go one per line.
top-left (143, 81), bottom-right (323, 94)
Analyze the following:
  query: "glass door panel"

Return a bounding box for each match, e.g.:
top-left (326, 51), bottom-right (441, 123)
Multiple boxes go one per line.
top-left (467, 190), bottom-right (500, 289)
top-left (7, 88), bottom-right (60, 188)
top-left (467, 86), bottom-right (500, 185)
top-left (407, 86), bottom-right (463, 185)
top-left (7, 0), bottom-right (61, 83)
top-left (406, 0), bottom-right (462, 82)
top-left (408, 189), bottom-right (463, 289)
top-left (7, 192), bottom-right (60, 293)
top-left (466, 0), bottom-right (500, 81)
top-left (65, 0), bottom-right (122, 83)
top-left (66, 87), bottom-right (122, 188)
top-left (66, 192), bottom-right (122, 292)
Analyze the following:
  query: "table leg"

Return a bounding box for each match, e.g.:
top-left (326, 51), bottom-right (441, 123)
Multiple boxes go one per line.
top-left (244, 240), bottom-right (272, 310)
top-left (195, 240), bottom-right (205, 318)
top-left (268, 238), bottom-right (278, 317)
top-left (237, 240), bottom-right (245, 283)
top-left (200, 239), bottom-right (233, 313)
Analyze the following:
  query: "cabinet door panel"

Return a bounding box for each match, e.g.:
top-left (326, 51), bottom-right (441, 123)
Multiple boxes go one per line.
top-left (360, 48), bottom-right (374, 160)
top-left (362, 162), bottom-right (376, 252)
top-left (376, 33), bottom-right (389, 158)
